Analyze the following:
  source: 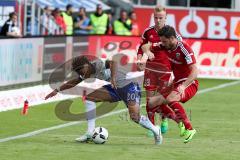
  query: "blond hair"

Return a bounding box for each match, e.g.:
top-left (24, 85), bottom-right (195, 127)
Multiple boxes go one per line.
top-left (154, 5), bottom-right (166, 13)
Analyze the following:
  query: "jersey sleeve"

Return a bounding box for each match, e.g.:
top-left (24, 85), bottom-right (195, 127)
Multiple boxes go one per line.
top-left (137, 30), bottom-right (148, 56)
top-left (180, 43), bottom-right (196, 65)
top-left (176, 33), bottom-right (183, 41)
top-left (150, 42), bottom-right (161, 52)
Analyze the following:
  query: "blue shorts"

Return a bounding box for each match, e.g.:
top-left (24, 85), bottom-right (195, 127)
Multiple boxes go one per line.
top-left (103, 82), bottom-right (141, 106)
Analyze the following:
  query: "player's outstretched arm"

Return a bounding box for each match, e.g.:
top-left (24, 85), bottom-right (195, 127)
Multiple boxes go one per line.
top-left (45, 78), bottom-right (81, 100)
top-left (109, 60), bottom-right (117, 88)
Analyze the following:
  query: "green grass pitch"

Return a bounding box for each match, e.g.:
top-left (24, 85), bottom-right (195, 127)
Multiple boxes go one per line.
top-left (0, 79), bottom-right (240, 160)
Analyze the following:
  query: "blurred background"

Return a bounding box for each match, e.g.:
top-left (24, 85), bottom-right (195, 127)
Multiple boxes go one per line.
top-left (1, 0), bottom-right (240, 36)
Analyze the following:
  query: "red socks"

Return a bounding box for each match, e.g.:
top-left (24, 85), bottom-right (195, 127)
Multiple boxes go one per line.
top-left (159, 104), bottom-right (176, 121)
top-left (169, 102), bottom-right (193, 130)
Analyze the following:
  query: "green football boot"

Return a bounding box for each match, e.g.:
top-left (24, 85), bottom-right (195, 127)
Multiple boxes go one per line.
top-left (161, 118), bottom-right (168, 134)
top-left (183, 129), bottom-right (196, 143)
top-left (178, 122), bottom-right (186, 137)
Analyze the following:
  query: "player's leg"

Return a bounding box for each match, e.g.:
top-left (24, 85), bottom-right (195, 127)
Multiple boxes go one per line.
top-left (128, 102), bottom-right (162, 145)
top-left (76, 86), bottom-right (116, 143)
top-left (144, 71), bottom-right (158, 126)
top-left (180, 80), bottom-right (198, 143)
top-left (148, 81), bottom-right (197, 142)
top-left (145, 90), bottom-right (172, 136)
top-left (145, 89), bottom-right (158, 137)
top-left (85, 87), bottom-right (115, 102)
top-left (147, 93), bottom-right (166, 108)
top-left (154, 71), bottom-right (177, 134)
top-left (156, 73), bottom-right (178, 134)
top-left (117, 82), bottom-right (162, 145)
top-left (159, 104), bottom-right (177, 133)
top-left (144, 70), bottom-right (166, 136)
top-left (167, 80), bottom-right (198, 126)
top-left (167, 81), bottom-right (198, 143)
top-left (75, 100), bottom-right (96, 143)
top-left (147, 91), bottom-right (192, 139)
top-left (147, 95), bottom-right (179, 123)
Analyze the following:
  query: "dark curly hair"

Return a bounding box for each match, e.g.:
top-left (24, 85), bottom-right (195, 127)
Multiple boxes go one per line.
top-left (71, 56), bottom-right (90, 73)
top-left (158, 25), bottom-right (176, 38)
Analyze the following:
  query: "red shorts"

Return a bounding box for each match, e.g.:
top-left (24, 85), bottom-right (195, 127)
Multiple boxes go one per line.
top-left (144, 61), bottom-right (172, 92)
top-left (158, 80), bottom-right (199, 103)
top-left (174, 80), bottom-right (199, 103)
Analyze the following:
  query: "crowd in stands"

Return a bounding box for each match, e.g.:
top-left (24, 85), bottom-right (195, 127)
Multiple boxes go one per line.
top-left (0, 12), bottom-right (22, 38)
top-left (0, 4), bottom-right (140, 37)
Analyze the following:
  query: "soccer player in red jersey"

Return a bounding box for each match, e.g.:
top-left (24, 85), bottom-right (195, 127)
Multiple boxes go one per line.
top-left (147, 25), bottom-right (198, 143)
top-left (137, 6), bottom-right (181, 136)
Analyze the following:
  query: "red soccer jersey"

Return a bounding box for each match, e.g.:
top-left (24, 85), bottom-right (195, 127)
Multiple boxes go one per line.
top-left (166, 41), bottom-right (196, 83)
top-left (137, 26), bottom-right (171, 69)
top-left (137, 26), bottom-right (161, 55)
top-left (137, 26), bottom-right (182, 71)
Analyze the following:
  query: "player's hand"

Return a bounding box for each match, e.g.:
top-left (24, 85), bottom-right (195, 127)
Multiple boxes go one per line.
top-left (136, 60), bottom-right (145, 71)
top-left (177, 85), bottom-right (186, 97)
top-left (45, 90), bottom-right (58, 100)
top-left (111, 78), bottom-right (117, 89)
top-left (146, 51), bottom-right (155, 61)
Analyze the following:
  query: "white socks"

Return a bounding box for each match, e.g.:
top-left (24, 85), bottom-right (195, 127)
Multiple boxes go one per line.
top-left (139, 115), bottom-right (160, 135)
top-left (85, 100), bottom-right (96, 133)
top-left (85, 101), bottom-right (159, 137)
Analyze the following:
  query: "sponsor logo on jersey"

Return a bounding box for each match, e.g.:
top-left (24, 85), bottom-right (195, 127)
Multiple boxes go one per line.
top-left (176, 53), bottom-right (181, 59)
top-left (185, 55), bottom-right (193, 64)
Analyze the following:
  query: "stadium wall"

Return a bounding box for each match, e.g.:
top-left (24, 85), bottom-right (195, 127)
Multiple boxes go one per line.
top-left (88, 36), bottom-right (240, 79)
top-left (134, 7), bottom-right (240, 40)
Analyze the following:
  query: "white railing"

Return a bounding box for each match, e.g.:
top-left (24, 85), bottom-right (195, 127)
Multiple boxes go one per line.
top-left (24, 0), bottom-right (64, 36)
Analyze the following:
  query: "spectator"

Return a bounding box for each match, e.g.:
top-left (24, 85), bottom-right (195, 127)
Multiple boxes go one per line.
top-left (52, 8), bottom-right (66, 34)
top-left (129, 11), bottom-right (139, 36)
top-left (40, 6), bottom-right (56, 35)
top-left (74, 7), bottom-right (92, 35)
top-left (106, 12), bottom-right (114, 35)
top-left (61, 4), bottom-right (74, 35)
top-left (113, 10), bottom-right (132, 35)
top-left (90, 4), bottom-right (109, 34)
top-left (0, 12), bottom-right (22, 37)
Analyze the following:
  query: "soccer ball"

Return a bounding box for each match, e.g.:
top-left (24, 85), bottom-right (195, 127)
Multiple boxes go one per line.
top-left (92, 127), bottom-right (108, 144)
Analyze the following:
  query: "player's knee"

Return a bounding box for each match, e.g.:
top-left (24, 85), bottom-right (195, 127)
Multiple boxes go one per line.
top-left (147, 96), bottom-right (156, 107)
top-left (149, 95), bottom-right (164, 106)
top-left (166, 95), bottom-right (175, 104)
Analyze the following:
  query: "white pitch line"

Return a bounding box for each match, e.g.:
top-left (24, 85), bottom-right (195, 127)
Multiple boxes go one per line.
top-left (197, 80), bottom-right (240, 94)
top-left (0, 108), bottom-right (129, 143)
top-left (0, 80), bottom-right (239, 143)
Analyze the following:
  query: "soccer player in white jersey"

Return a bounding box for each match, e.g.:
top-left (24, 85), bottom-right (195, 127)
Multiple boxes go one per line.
top-left (45, 55), bottom-right (162, 145)
top-left (45, 56), bottom-right (111, 142)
